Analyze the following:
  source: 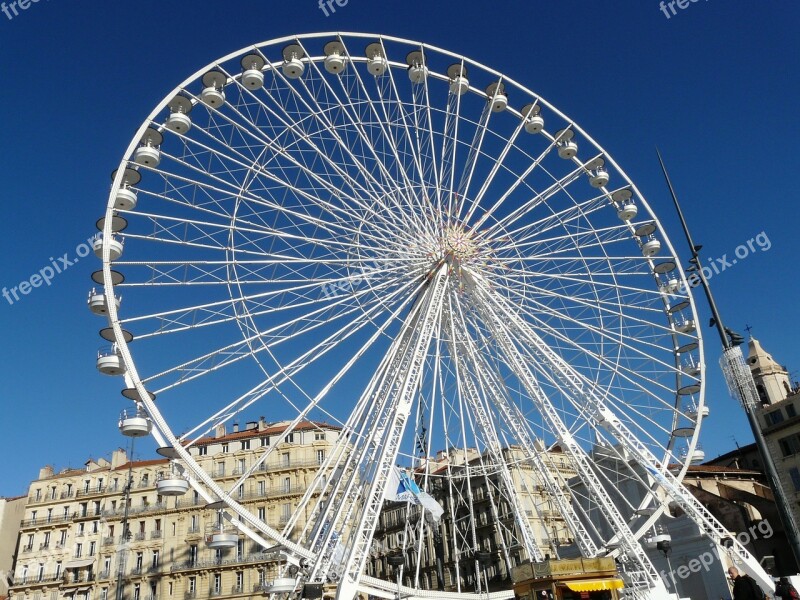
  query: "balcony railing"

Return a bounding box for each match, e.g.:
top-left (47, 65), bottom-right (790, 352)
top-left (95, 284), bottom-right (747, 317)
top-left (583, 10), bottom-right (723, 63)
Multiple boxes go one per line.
top-left (76, 485), bottom-right (108, 498)
top-left (170, 551), bottom-right (281, 573)
top-left (102, 537), bottom-right (115, 546)
top-left (134, 532), bottom-right (146, 541)
top-left (102, 502), bottom-right (167, 518)
top-left (22, 544), bottom-right (33, 553)
top-left (21, 513), bottom-right (76, 528)
top-left (184, 591), bottom-right (197, 599)
top-left (151, 530), bottom-right (163, 540)
top-left (11, 574), bottom-right (62, 586)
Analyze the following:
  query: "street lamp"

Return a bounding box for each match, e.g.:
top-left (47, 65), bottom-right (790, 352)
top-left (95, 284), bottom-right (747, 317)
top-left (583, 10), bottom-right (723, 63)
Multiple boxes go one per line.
top-left (657, 150), bottom-right (800, 569)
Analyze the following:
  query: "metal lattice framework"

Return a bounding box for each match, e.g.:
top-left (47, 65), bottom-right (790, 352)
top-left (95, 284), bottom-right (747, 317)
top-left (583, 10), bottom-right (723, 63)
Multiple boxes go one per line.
top-left (91, 32), bottom-right (771, 600)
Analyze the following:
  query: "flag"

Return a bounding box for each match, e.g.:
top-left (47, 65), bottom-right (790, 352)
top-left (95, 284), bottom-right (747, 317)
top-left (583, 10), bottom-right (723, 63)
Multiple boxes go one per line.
top-left (384, 468), bottom-right (444, 523)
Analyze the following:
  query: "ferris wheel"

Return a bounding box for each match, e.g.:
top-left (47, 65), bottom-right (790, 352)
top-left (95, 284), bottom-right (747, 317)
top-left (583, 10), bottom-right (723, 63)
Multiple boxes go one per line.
top-left (90, 32), bottom-right (769, 600)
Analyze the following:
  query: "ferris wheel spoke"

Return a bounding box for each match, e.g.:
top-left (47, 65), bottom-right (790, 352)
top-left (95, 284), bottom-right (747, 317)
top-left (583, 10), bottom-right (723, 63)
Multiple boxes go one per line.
top-left (476, 151), bottom-right (603, 239)
top-left (172, 90), bottom-right (426, 242)
top-left (140, 272), bottom-right (417, 395)
top-left (294, 47), bottom-right (436, 239)
top-left (460, 99), bottom-right (529, 225)
top-left (345, 39), bottom-right (439, 220)
top-left (487, 286), bottom-right (690, 430)
top-left (219, 54), bottom-right (406, 217)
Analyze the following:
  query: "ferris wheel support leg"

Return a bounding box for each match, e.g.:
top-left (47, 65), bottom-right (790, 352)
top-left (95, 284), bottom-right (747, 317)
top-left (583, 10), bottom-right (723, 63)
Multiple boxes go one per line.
top-left (494, 292), bottom-right (774, 593)
top-left (324, 267), bottom-right (450, 598)
top-left (464, 276), bottom-right (669, 598)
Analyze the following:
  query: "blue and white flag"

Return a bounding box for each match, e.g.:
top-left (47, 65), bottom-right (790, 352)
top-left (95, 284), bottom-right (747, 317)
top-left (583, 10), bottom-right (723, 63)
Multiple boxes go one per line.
top-left (385, 468), bottom-right (444, 523)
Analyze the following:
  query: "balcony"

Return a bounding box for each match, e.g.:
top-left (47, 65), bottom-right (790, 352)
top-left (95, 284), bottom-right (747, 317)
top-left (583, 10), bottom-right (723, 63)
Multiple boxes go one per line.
top-left (131, 566), bottom-right (143, 576)
top-left (22, 544), bottom-right (33, 553)
top-left (76, 485), bottom-right (108, 498)
top-left (148, 564), bottom-right (162, 574)
top-left (230, 585), bottom-right (243, 594)
top-left (151, 530), bottom-right (163, 540)
top-left (184, 591), bottom-right (197, 599)
top-left (99, 570), bottom-right (111, 580)
top-left (209, 589), bottom-right (223, 597)
top-left (134, 532), bottom-right (147, 541)
top-left (103, 537), bottom-right (115, 546)
top-left (61, 490), bottom-right (75, 500)
top-left (169, 551), bottom-right (281, 573)
top-left (20, 513), bottom-right (74, 528)
top-left (11, 574), bottom-right (62, 586)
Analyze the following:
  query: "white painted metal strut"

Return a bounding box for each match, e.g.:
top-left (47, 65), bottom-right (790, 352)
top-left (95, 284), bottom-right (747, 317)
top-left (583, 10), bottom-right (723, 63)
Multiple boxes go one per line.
top-left (316, 265), bottom-right (450, 600)
top-left (479, 273), bottom-right (774, 593)
top-left (445, 305), bottom-right (545, 563)
top-left (457, 323), bottom-right (602, 559)
top-left (464, 271), bottom-right (665, 599)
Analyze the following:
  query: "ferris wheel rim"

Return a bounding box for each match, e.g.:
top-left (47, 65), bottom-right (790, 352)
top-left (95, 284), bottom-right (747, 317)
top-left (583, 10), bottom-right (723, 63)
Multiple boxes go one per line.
top-left (96, 31), bottom-right (711, 598)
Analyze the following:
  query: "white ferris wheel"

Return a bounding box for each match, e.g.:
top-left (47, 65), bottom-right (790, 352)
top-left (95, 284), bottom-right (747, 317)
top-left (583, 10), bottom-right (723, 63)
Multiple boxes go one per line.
top-left (90, 32), bottom-right (769, 600)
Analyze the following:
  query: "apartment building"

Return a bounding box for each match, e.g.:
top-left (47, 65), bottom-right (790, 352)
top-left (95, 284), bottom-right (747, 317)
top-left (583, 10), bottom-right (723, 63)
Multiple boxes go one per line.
top-left (7, 419), bottom-right (339, 600)
top-left (368, 445), bottom-right (577, 593)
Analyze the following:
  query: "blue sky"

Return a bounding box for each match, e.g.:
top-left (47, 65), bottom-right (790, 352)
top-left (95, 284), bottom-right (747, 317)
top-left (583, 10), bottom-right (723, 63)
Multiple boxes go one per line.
top-left (0, 1), bottom-right (798, 496)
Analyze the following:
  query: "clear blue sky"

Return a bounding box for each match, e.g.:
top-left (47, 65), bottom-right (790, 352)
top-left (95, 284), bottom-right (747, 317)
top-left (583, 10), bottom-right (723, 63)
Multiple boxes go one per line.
top-left (0, 1), bottom-right (798, 496)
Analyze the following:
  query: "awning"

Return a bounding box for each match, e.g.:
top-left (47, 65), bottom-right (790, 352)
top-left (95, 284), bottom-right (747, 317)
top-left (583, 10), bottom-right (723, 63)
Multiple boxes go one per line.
top-left (566, 578), bottom-right (625, 592)
top-left (63, 558), bottom-right (95, 569)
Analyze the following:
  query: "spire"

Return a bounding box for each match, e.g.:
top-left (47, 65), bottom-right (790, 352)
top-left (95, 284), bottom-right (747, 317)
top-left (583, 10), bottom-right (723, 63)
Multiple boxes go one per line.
top-left (747, 337), bottom-right (791, 405)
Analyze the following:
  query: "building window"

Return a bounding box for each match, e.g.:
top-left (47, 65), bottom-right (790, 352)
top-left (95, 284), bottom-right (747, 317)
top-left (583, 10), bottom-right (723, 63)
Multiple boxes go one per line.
top-left (261, 437), bottom-right (269, 447)
top-left (286, 433), bottom-right (294, 444)
top-left (766, 411), bottom-right (785, 426)
top-left (317, 449), bottom-right (326, 465)
top-left (213, 573), bottom-right (221, 594)
top-left (258, 481), bottom-right (266, 495)
top-left (281, 453), bottom-right (290, 467)
top-left (236, 571), bottom-right (244, 592)
top-left (222, 443), bottom-right (229, 453)
top-left (75, 543), bottom-right (83, 558)
top-left (89, 541), bottom-right (96, 556)
top-left (216, 462), bottom-right (225, 476)
top-left (133, 583), bottom-right (140, 600)
top-left (198, 446), bottom-right (208, 456)
top-left (315, 431), bottom-right (325, 441)
top-left (241, 440), bottom-right (250, 450)
top-left (779, 434), bottom-right (800, 457)
top-left (788, 404), bottom-right (797, 418)
top-left (790, 468), bottom-right (800, 492)
top-left (258, 507), bottom-right (266, 521)
top-left (100, 588), bottom-right (108, 600)
top-left (283, 477), bottom-right (292, 493)
top-left (152, 550), bottom-right (160, 568)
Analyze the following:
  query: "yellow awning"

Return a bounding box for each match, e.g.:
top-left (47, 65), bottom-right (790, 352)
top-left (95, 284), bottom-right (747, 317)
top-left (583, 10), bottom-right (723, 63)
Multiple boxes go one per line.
top-left (565, 578), bottom-right (625, 592)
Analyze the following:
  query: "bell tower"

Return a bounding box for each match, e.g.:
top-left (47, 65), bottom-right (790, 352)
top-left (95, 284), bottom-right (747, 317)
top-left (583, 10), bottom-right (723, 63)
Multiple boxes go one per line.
top-left (747, 337), bottom-right (791, 405)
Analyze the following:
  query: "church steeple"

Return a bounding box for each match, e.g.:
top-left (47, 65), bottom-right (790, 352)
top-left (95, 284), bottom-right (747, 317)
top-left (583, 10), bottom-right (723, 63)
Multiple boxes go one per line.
top-left (747, 337), bottom-right (791, 405)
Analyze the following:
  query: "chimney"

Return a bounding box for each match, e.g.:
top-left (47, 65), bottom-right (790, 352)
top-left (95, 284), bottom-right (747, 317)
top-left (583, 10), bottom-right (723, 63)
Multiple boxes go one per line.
top-left (246, 421), bottom-right (258, 431)
top-left (258, 416), bottom-right (268, 431)
top-left (38, 465), bottom-right (55, 479)
top-left (111, 448), bottom-right (128, 469)
top-left (215, 423), bottom-right (227, 438)
top-left (232, 423), bottom-right (239, 433)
